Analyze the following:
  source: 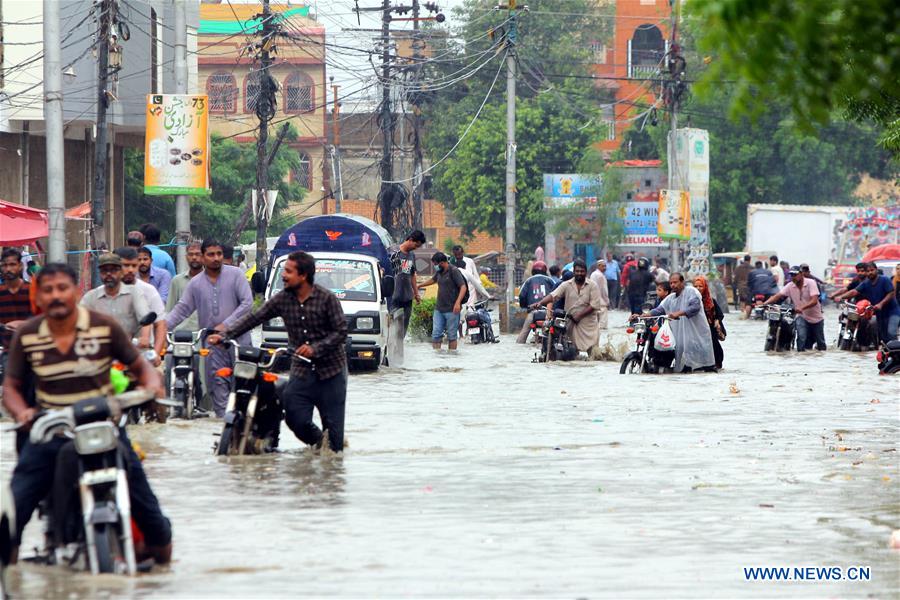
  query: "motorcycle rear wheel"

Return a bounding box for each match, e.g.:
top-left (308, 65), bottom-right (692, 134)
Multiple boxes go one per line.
top-left (93, 523), bottom-right (122, 574)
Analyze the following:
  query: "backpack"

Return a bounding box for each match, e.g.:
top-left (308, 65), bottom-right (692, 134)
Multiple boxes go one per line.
top-left (448, 265), bottom-right (470, 304)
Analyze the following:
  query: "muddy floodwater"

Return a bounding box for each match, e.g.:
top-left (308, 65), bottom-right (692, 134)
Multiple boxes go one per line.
top-left (2, 308), bottom-right (898, 598)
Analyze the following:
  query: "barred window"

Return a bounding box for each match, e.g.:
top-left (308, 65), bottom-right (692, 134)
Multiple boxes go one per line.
top-left (207, 72), bottom-right (237, 113)
top-left (292, 153), bottom-right (312, 189)
top-left (284, 71), bottom-right (314, 112)
top-left (245, 72), bottom-right (261, 113)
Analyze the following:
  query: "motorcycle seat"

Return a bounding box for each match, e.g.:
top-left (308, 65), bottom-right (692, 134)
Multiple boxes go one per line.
top-left (886, 340), bottom-right (900, 351)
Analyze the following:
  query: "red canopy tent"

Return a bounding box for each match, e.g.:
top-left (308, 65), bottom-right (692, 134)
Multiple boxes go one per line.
top-left (862, 244), bottom-right (900, 263)
top-left (0, 199), bottom-right (49, 245)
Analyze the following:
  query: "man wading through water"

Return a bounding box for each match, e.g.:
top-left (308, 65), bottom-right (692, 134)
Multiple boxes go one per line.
top-left (389, 230), bottom-right (426, 364)
top-left (207, 252), bottom-right (349, 453)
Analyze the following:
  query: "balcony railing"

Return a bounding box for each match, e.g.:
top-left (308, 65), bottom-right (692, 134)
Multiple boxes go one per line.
top-left (601, 119), bottom-right (616, 141)
top-left (628, 63), bottom-right (660, 80)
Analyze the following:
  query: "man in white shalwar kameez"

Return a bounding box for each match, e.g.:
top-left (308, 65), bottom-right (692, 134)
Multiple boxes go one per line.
top-left (647, 273), bottom-right (715, 372)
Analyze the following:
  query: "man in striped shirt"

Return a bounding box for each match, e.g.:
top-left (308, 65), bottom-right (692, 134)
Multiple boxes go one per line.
top-left (2, 263), bottom-right (172, 565)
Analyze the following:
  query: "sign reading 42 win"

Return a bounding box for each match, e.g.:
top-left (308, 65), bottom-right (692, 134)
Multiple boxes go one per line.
top-left (144, 94), bottom-right (210, 195)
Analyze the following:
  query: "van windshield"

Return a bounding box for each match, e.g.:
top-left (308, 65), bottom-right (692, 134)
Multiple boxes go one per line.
top-left (273, 258), bottom-right (377, 301)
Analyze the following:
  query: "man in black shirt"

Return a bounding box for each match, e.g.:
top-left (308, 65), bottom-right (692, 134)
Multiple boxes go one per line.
top-left (208, 251), bottom-right (348, 453)
top-left (418, 252), bottom-right (467, 352)
top-left (389, 230), bottom-right (426, 331)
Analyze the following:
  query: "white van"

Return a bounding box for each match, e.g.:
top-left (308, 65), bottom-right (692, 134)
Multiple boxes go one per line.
top-left (259, 251), bottom-right (393, 370)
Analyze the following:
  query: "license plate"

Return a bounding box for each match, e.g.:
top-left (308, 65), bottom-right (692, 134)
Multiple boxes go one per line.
top-left (81, 467), bottom-right (118, 486)
top-left (767, 313), bottom-right (781, 321)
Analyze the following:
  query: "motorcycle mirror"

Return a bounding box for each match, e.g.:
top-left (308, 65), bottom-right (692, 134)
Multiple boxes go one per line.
top-left (138, 312), bottom-right (157, 327)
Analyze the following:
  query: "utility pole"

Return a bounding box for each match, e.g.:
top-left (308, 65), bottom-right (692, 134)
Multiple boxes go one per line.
top-left (410, 0), bottom-right (424, 230)
top-left (665, 0), bottom-right (683, 273)
top-left (174, 0), bottom-right (190, 272)
top-left (255, 0), bottom-right (277, 269)
top-left (503, 1), bottom-right (518, 332)
top-left (43, 0), bottom-right (67, 262)
top-left (331, 79), bottom-right (343, 212)
top-left (91, 0), bottom-right (115, 278)
top-left (378, 0), bottom-right (395, 236)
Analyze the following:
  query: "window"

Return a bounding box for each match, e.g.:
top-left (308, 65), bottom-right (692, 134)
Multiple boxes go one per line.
top-left (645, 179), bottom-right (652, 188)
top-left (207, 72), bottom-right (237, 113)
top-left (245, 72), bottom-right (261, 113)
top-left (629, 24), bottom-right (664, 78)
top-left (292, 153), bottom-right (312, 189)
top-left (284, 71), bottom-right (314, 112)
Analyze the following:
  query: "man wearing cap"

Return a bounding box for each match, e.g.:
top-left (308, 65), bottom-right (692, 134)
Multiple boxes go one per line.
top-left (762, 267), bottom-right (826, 351)
top-left (589, 259), bottom-right (610, 330)
top-left (80, 253), bottom-right (153, 340)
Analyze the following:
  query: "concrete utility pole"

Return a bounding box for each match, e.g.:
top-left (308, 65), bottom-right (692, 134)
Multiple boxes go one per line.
top-left (667, 0), bottom-right (681, 272)
top-left (410, 0), bottom-right (425, 230)
top-left (331, 80), bottom-right (343, 212)
top-left (378, 0), bottom-right (395, 236)
top-left (91, 0), bottom-right (115, 275)
top-left (504, 1), bottom-right (518, 332)
top-left (255, 0), bottom-right (276, 268)
top-left (43, 0), bottom-right (67, 262)
top-left (174, 0), bottom-right (190, 272)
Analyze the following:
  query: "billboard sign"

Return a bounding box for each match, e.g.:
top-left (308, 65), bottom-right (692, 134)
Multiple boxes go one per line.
top-left (658, 189), bottom-right (691, 240)
top-left (144, 94), bottom-right (210, 195)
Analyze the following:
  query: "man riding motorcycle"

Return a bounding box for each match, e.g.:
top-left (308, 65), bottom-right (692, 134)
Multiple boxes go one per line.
top-left (1, 263), bottom-right (172, 566)
top-left (516, 261), bottom-right (556, 344)
top-left (835, 262), bottom-right (900, 344)
top-left (530, 259), bottom-right (604, 354)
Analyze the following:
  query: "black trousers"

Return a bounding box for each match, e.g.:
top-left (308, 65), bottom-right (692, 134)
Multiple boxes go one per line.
top-left (11, 428), bottom-right (171, 547)
top-left (283, 368), bottom-right (348, 452)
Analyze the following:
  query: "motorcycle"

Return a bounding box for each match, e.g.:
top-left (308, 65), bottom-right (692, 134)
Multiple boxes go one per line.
top-left (620, 316), bottom-right (675, 374)
top-left (9, 390), bottom-right (167, 575)
top-left (533, 308), bottom-right (578, 363)
top-left (837, 300), bottom-right (877, 351)
top-left (164, 329), bottom-right (209, 419)
top-left (763, 304), bottom-right (796, 352)
top-left (215, 342), bottom-right (290, 456)
top-left (749, 294), bottom-right (768, 320)
top-left (876, 340), bottom-right (900, 374)
top-left (527, 308), bottom-right (548, 345)
top-left (464, 300), bottom-right (499, 345)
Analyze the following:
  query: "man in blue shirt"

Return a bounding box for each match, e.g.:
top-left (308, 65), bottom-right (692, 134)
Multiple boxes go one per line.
top-left (606, 255), bottom-right (621, 309)
top-left (838, 262), bottom-right (900, 344)
top-left (516, 261), bottom-right (556, 343)
top-left (139, 223), bottom-right (176, 277)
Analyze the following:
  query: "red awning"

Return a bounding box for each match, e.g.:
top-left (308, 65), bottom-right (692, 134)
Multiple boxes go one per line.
top-left (862, 244), bottom-right (900, 263)
top-left (0, 199), bottom-right (49, 245)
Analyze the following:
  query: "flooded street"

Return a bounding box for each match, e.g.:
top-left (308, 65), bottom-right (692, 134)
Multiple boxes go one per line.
top-left (2, 308), bottom-right (898, 598)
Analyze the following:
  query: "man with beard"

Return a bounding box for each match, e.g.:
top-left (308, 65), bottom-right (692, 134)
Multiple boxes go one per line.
top-left (137, 246), bottom-right (172, 303)
top-left (115, 247), bottom-right (166, 364)
top-left (1, 262), bottom-right (172, 566)
top-left (531, 259), bottom-right (604, 354)
top-left (80, 253), bottom-right (152, 339)
top-left (837, 261), bottom-right (900, 344)
top-left (166, 241), bottom-right (203, 332)
top-left (165, 239), bottom-right (253, 417)
top-left (0, 249), bottom-right (36, 348)
top-left (139, 223), bottom-right (176, 277)
top-left (207, 251), bottom-right (348, 452)
top-left (643, 273), bottom-right (715, 372)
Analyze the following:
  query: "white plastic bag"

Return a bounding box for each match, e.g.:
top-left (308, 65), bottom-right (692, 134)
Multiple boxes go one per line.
top-left (653, 320), bottom-right (677, 351)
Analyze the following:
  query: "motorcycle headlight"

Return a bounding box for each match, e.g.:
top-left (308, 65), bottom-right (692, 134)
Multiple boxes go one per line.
top-left (233, 361), bottom-right (258, 379)
top-left (74, 422), bottom-right (118, 455)
top-left (356, 317), bottom-right (375, 330)
top-left (767, 311), bottom-right (781, 321)
top-left (268, 317), bottom-right (285, 328)
top-left (634, 322), bottom-right (646, 333)
top-left (173, 344), bottom-right (193, 358)
top-left (555, 317), bottom-right (567, 327)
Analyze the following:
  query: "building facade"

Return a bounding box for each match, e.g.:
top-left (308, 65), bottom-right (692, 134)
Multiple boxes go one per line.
top-left (0, 0), bottom-right (199, 250)
top-left (197, 3), bottom-right (326, 217)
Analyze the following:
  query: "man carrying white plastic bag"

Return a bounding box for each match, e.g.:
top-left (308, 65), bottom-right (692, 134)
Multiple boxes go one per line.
top-left (645, 273), bottom-right (716, 372)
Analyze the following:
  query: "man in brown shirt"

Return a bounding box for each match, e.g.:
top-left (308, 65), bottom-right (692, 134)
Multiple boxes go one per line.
top-left (0, 248), bottom-right (35, 347)
top-left (208, 251), bottom-right (348, 452)
top-left (2, 263), bottom-right (172, 564)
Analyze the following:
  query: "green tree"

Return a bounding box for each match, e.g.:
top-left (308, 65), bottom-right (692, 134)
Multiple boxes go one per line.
top-left (424, 0), bottom-right (612, 249)
top-left (689, 0), bottom-right (900, 155)
top-left (125, 129), bottom-right (306, 244)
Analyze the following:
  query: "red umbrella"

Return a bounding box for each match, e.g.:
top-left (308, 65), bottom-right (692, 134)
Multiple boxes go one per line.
top-left (0, 199), bottom-right (48, 245)
top-left (862, 244), bottom-right (900, 263)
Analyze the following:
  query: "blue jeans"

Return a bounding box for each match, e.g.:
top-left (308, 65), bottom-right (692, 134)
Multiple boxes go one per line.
top-left (795, 317), bottom-right (826, 351)
top-left (876, 311), bottom-right (900, 344)
top-left (432, 310), bottom-right (461, 342)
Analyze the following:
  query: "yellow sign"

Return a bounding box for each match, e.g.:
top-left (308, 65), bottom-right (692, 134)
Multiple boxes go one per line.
top-left (657, 189), bottom-right (691, 240)
top-left (144, 94), bottom-right (210, 195)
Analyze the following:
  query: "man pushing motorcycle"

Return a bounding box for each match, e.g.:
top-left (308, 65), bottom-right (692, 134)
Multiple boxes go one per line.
top-left (530, 259), bottom-right (604, 354)
top-left (1, 263), bottom-right (172, 566)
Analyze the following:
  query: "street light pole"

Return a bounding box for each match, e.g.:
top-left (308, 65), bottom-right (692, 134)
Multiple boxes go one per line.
top-left (174, 0), bottom-right (190, 272)
top-left (43, 0), bottom-right (67, 262)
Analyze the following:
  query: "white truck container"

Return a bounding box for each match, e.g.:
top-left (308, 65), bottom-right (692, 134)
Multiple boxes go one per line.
top-left (745, 204), bottom-right (850, 278)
